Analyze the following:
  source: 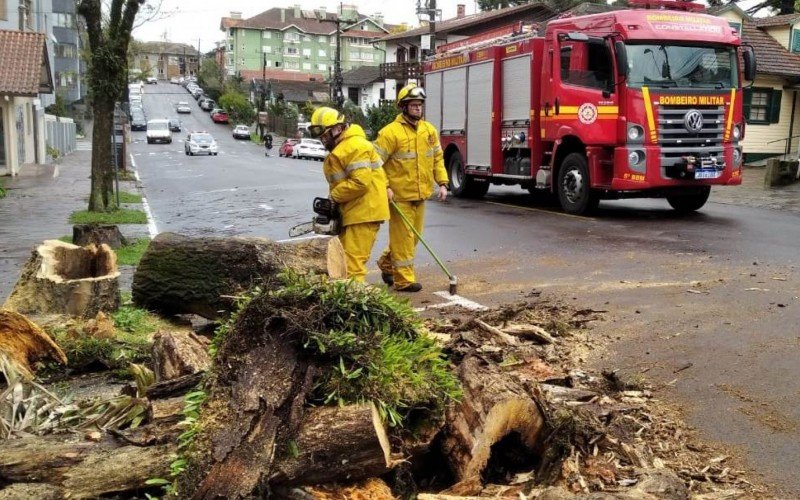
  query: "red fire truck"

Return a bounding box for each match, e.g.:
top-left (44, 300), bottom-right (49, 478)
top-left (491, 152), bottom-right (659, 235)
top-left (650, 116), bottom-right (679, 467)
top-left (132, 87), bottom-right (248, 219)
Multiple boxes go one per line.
top-left (423, 0), bottom-right (756, 214)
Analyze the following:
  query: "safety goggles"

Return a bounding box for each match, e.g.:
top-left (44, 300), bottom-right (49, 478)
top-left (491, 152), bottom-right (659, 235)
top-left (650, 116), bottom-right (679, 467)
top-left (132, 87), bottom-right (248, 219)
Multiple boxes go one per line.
top-left (308, 124), bottom-right (327, 138)
top-left (406, 87), bottom-right (426, 100)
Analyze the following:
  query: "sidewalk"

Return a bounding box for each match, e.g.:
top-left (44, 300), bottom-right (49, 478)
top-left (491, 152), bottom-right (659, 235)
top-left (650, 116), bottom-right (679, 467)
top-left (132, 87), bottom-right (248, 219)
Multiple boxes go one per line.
top-left (1, 156), bottom-right (798, 302)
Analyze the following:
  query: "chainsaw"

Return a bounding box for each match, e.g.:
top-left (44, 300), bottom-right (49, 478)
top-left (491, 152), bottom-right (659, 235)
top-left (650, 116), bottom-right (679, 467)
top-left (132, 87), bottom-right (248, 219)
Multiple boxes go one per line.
top-left (288, 197), bottom-right (341, 237)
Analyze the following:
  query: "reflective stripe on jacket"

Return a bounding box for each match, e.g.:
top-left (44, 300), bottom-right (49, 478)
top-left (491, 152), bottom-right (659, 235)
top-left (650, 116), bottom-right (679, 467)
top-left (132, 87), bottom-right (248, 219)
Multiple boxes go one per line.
top-left (324, 124), bottom-right (389, 226)
top-left (373, 114), bottom-right (448, 202)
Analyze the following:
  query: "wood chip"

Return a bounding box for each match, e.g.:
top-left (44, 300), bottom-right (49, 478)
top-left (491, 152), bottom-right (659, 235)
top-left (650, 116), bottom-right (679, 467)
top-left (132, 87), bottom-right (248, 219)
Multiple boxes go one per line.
top-left (474, 319), bottom-right (519, 346)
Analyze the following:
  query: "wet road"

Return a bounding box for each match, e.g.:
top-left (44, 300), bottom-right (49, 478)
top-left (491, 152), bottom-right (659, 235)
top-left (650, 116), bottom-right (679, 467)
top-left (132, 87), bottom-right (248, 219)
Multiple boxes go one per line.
top-left (133, 83), bottom-right (800, 496)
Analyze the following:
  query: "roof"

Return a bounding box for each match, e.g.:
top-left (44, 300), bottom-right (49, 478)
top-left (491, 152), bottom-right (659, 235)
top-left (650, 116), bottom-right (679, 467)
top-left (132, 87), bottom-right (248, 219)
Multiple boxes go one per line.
top-left (138, 41), bottom-right (200, 56)
top-left (242, 69), bottom-right (326, 83)
top-left (222, 7), bottom-right (395, 36)
top-left (753, 13), bottom-right (800, 28)
top-left (251, 77), bottom-right (329, 102)
top-left (341, 66), bottom-right (382, 86)
top-left (0, 30), bottom-right (53, 96)
top-left (741, 20), bottom-right (800, 78)
top-left (380, 2), bottom-right (554, 42)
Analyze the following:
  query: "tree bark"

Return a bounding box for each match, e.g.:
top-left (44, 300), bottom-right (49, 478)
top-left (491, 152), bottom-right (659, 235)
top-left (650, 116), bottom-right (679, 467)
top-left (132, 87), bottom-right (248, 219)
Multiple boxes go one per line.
top-left (440, 355), bottom-right (545, 483)
top-left (89, 98), bottom-right (114, 211)
top-left (131, 233), bottom-right (344, 319)
top-left (73, 224), bottom-right (127, 248)
top-left (3, 240), bottom-right (120, 318)
top-left (146, 371), bottom-right (205, 399)
top-left (0, 310), bottom-right (67, 379)
top-left (151, 330), bottom-right (211, 382)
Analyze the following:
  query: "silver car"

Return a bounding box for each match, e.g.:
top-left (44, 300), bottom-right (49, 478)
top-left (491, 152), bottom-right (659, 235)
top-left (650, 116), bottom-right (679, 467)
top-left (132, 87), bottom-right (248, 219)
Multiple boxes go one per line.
top-left (291, 139), bottom-right (328, 161)
top-left (184, 132), bottom-right (218, 156)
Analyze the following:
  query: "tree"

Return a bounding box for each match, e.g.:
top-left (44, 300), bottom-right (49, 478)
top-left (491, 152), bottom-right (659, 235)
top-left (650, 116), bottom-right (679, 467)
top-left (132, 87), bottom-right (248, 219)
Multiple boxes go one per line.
top-left (45, 94), bottom-right (68, 117)
top-left (197, 59), bottom-right (225, 101)
top-left (365, 101), bottom-right (397, 140)
top-left (77, 0), bottom-right (146, 212)
top-left (746, 0), bottom-right (797, 14)
top-left (219, 91), bottom-right (256, 125)
top-left (477, 0), bottom-right (527, 10)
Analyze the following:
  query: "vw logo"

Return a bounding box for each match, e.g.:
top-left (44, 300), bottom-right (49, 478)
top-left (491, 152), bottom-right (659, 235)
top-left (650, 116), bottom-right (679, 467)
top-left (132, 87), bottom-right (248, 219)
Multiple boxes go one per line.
top-left (684, 109), bottom-right (704, 133)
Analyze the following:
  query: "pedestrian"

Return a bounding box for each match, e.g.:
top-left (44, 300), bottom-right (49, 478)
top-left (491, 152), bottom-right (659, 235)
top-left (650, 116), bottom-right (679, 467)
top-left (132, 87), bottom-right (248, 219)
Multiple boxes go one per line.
top-left (264, 133), bottom-right (273, 157)
top-left (373, 83), bottom-right (449, 293)
top-left (309, 106), bottom-right (389, 282)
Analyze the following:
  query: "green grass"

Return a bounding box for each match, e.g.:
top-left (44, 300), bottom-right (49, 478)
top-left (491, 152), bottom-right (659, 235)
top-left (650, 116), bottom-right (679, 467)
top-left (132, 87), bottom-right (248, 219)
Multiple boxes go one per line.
top-left (70, 208), bottom-right (147, 225)
top-left (0, 177), bottom-right (6, 199)
top-left (59, 235), bottom-right (72, 243)
top-left (117, 191), bottom-right (143, 204)
top-left (116, 238), bottom-right (150, 266)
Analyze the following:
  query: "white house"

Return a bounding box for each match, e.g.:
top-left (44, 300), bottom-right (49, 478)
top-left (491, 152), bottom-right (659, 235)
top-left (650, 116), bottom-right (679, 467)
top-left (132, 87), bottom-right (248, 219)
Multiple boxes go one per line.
top-left (341, 66), bottom-right (384, 110)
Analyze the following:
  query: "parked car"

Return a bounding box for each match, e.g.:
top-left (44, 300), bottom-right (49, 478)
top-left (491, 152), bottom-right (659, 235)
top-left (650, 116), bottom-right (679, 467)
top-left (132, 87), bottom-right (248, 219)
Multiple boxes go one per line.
top-left (130, 114), bottom-right (147, 131)
top-left (200, 99), bottom-right (216, 111)
top-left (176, 101), bottom-right (191, 114)
top-left (184, 132), bottom-right (218, 156)
top-left (146, 76), bottom-right (158, 84)
top-left (197, 96), bottom-right (212, 108)
top-left (191, 88), bottom-right (204, 99)
top-left (146, 119), bottom-right (172, 144)
top-left (168, 117), bottom-right (182, 132)
top-left (279, 139), bottom-right (298, 157)
top-left (291, 139), bottom-right (327, 160)
top-left (210, 109), bottom-right (229, 124)
top-left (170, 77), bottom-right (181, 84)
top-left (232, 125), bottom-right (251, 140)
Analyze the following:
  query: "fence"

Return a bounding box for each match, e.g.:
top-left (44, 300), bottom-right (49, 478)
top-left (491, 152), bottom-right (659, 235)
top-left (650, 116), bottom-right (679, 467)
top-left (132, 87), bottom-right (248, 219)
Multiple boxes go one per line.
top-left (265, 115), bottom-right (298, 138)
top-left (44, 114), bottom-right (77, 157)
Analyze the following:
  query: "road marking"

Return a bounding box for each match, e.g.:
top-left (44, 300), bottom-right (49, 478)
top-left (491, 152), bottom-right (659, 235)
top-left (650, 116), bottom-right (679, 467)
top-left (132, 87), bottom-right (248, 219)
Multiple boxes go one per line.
top-left (259, 204), bottom-right (274, 211)
top-left (276, 234), bottom-right (328, 243)
top-left (485, 201), bottom-right (595, 221)
top-left (131, 153), bottom-right (159, 238)
top-left (414, 291), bottom-right (488, 312)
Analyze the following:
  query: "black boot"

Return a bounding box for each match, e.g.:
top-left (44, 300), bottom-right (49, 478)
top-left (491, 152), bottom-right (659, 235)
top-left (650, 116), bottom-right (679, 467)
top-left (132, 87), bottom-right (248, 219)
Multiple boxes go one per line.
top-left (381, 272), bottom-right (394, 286)
top-left (395, 282), bottom-right (422, 292)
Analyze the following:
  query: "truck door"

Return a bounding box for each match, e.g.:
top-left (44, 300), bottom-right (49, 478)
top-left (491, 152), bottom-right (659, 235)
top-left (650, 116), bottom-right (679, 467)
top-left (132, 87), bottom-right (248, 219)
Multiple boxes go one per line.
top-left (543, 34), bottom-right (617, 146)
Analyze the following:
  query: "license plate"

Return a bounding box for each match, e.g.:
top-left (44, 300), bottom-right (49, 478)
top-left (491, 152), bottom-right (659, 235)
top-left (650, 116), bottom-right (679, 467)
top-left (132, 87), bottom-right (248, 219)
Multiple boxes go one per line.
top-left (694, 169), bottom-right (721, 179)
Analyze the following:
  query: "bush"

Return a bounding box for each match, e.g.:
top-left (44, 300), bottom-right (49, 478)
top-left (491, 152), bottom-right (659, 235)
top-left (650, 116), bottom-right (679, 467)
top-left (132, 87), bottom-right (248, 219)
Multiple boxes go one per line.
top-left (365, 101), bottom-right (398, 140)
top-left (218, 91), bottom-right (255, 125)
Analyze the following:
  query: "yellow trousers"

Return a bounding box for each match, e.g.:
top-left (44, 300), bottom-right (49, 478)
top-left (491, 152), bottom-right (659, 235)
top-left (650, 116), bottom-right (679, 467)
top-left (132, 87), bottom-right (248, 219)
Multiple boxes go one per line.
top-left (339, 221), bottom-right (381, 282)
top-left (378, 200), bottom-right (425, 288)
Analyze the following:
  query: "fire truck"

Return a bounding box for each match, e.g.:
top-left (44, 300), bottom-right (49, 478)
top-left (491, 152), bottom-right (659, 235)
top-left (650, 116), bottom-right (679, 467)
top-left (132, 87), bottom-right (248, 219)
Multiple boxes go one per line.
top-left (423, 0), bottom-right (756, 214)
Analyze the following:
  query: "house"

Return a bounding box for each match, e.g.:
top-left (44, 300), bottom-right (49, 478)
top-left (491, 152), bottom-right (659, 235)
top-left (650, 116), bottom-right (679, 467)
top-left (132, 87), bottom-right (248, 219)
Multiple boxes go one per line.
top-left (133, 41), bottom-right (200, 80)
top-left (248, 78), bottom-right (329, 107)
top-left (377, 2), bottom-right (555, 102)
top-left (712, 5), bottom-right (800, 161)
top-left (219, 5), bottom-right (393, 82)
top-left (0, 29), bottom-right (55, 175)
top-left (341, 66), bottom-right (383, 110)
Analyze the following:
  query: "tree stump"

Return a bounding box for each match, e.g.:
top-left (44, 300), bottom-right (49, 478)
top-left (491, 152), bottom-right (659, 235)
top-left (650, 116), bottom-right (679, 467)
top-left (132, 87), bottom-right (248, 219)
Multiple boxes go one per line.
top-left (440, 355), bottom-right (545, 485)
top-left (151, 331), bottom-right (211, 382)
top-left (3, 240), bottom-right (120, 318)
top-left (0, 310), bottom-right (67, 378)
top-left (131, 233), bottom-right (346, 319)
top-left (73, 224), bottom-right (127, 249)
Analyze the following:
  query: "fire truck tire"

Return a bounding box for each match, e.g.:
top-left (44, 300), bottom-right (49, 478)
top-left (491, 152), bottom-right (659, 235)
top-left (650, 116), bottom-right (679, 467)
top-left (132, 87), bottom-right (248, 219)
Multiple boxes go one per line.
top-left (557, 153), bottom-right (599, 215)
top-left (448, 152), bottom-right (489, 198)
top-left (666, 186), bottom-right (711, 213)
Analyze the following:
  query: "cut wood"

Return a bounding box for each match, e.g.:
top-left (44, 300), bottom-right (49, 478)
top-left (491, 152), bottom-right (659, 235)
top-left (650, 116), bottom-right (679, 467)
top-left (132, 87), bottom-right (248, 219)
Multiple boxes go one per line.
top-left (502, 323), bottom-right (556, 344)
top-left (270, 403), bottom-right (393, 486)
top-left (440, 355), bottom-right (545, 482)
top-left (151, 330), bottom-right (211, 381)
top-left (0, 309), bottom-right (67, 378)
top-left (473, 319), bottom-right (519, 346)
top-left (145, 371), bottom-right (205, 400)
top-left (131, 232), bottom-right (345, 319)
top-left (3, 240), bottom-right (120, 318)
top-left (73, 224), bottom-right (127, 249)
top-left (284, 478), bottom-right (395, 499)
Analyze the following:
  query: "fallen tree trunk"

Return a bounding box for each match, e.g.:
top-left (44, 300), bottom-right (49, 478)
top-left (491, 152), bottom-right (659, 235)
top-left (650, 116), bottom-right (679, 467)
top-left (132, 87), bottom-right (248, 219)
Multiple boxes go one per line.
top-left (131, 233), bottom-right (345, 319)
top-left (151, 330), bottom-right (211, 382)
top-left (3, 240), bottom-right (120, 318)
top-left (0, 310), bottom-right (67, 378)
top-left (440, 355), bottom-right (545, 485)
top-left (73, 224), bottom-right (127, 249)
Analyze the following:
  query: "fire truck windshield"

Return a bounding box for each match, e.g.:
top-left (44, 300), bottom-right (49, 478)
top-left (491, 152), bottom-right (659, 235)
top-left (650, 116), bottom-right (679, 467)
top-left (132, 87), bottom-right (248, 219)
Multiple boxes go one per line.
top-left (625, 44), bottom-right (738, 89)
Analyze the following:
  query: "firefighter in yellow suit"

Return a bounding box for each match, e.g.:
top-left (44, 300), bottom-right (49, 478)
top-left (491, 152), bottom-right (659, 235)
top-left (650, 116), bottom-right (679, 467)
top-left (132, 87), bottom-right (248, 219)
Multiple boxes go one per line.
top-left (373, 83), bottom-right (449, 292)
top-left (309, 106), bottom-right (389, 282)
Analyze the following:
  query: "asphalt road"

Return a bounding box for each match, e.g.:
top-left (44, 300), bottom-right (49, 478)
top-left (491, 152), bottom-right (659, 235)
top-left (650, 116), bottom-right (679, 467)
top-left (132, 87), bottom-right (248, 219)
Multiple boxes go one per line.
top-left (133, 83), bottom-right (800, 496)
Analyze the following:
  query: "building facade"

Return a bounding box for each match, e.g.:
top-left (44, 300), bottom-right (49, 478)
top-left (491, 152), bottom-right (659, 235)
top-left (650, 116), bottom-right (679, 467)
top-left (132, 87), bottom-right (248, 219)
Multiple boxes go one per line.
top-left (133, 41), bottom-right (200, 80)
top-left (51, 0), bottom-right (86, 104)
top-left (220, 5), bottom-right (391, 82)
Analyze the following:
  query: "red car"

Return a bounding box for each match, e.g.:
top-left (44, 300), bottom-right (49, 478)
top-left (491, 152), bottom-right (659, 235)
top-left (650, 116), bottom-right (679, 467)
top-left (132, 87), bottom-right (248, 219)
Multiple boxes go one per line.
top-left (210, 109), bottom-right (229, 124)
top-left (279, 139), bottom-right (298, 157)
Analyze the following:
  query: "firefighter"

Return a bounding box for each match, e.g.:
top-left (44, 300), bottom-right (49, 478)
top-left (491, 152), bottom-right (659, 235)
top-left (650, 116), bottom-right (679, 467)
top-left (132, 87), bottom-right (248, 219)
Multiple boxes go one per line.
top-left (309, 106), bottom-right (389, 282)
top-left (373, 83), bottom-right (448, 292)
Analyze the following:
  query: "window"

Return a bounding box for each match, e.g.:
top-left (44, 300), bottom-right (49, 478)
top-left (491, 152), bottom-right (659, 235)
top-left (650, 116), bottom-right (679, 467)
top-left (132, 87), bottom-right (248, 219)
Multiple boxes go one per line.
top-left (318, 35), bottom-right (327, 43)
top-left (317, 63), bottom-right (327, 71)
top-left (744, 88), bottom-right (782, 124)
top-left (262, 31), bottom-right (271, 39)
top-left (559, 40), bottom-right (612, 91)
top-left (285, 47), bottom-right (299, 56)
top-left (302, 48), bottom-right (311, 57)
top-left (285, 32), bottom-right (300, 42)
top-left (318, 49), bottom-right (326, 57)
top-left (302, 62), bottom-right (311, 70)
top-left (303, 35), bottom-right (311, 42)
top-left (285, 60), bottom-right (300, 70)
top-left (53, 12), bottom-right (76, 28)
top-left (262, 46), bottom-right (272, 53)
top-left (55, 43), bottom-right (77, 58)
top-left (728, 21), bottom-right (742, 35)
top-left (792, 29), bottom-right (800, 53)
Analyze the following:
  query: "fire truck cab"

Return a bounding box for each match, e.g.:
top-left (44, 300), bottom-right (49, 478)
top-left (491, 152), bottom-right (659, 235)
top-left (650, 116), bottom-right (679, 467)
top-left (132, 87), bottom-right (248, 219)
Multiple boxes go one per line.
top-left (423, 0), bottom-right (756, 214)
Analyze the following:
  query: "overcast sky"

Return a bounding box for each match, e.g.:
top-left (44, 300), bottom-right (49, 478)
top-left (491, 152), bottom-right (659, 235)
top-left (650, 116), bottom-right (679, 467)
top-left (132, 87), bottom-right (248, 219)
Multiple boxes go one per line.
top-left (132, 0), bottom-right (481, 50)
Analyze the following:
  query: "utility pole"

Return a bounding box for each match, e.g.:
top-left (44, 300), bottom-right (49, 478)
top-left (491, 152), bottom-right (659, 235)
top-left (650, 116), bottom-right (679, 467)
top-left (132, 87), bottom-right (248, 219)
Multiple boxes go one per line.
top-left (417, 0), bottom-right (439, 59)
top-left (260, 52), bottom-right (267, 138)
top-left (317, 6), bottom-right (347, 109)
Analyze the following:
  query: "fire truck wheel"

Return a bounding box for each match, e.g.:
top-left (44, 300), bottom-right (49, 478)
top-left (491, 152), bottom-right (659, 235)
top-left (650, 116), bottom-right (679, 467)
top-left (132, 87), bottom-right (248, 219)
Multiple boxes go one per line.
top-left (448, 151), bottom-right (489, 198)
top-left (666, 186), bottom-right (711, 213)
top-left (557, 153), bottom-right (599, 215)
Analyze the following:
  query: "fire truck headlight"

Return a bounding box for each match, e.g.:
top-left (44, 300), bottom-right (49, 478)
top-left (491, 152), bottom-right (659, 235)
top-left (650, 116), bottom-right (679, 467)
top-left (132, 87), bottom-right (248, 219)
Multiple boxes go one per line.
top-left (732, 124), bottom-right (741, 140)
top-left (628, 150), bottom-right (644, 166)
top-left (627, 124), bottom-right (644, 143)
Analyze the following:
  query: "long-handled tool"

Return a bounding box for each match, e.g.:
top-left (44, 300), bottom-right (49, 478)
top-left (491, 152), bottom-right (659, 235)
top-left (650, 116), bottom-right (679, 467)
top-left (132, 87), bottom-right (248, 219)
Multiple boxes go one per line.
top-left (391, 200), bottom-right (457, 295)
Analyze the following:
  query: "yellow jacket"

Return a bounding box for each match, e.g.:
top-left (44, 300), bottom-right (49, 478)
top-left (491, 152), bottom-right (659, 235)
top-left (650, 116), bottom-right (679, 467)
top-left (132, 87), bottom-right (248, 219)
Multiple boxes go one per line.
top-left (373, 115), bottom-right (448, 202)
top-left (324, 124), bottom-right (389, 226)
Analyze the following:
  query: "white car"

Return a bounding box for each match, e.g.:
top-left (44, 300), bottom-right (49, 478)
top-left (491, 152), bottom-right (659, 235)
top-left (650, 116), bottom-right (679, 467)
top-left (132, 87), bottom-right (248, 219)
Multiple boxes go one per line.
top-left (292, 139), bottom-right (328, 160)
top-left (146, 119), bottom-right (172, 144)
top-left (170, 77), bottom-right (180, 84)
top-left (232, 125), bottom-right (250, 140)
top-left (176, 101), bottom-right (191, 114)
top-left (146, 76), bottom-right (158, 84)
top-left (185, 132), bottom-right (218, 156)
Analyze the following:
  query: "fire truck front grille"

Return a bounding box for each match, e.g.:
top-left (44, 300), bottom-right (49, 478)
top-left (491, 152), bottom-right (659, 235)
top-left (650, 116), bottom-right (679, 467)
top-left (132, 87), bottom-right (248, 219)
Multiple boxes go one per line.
top-left (657, 105), bottom-right (725, 167)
